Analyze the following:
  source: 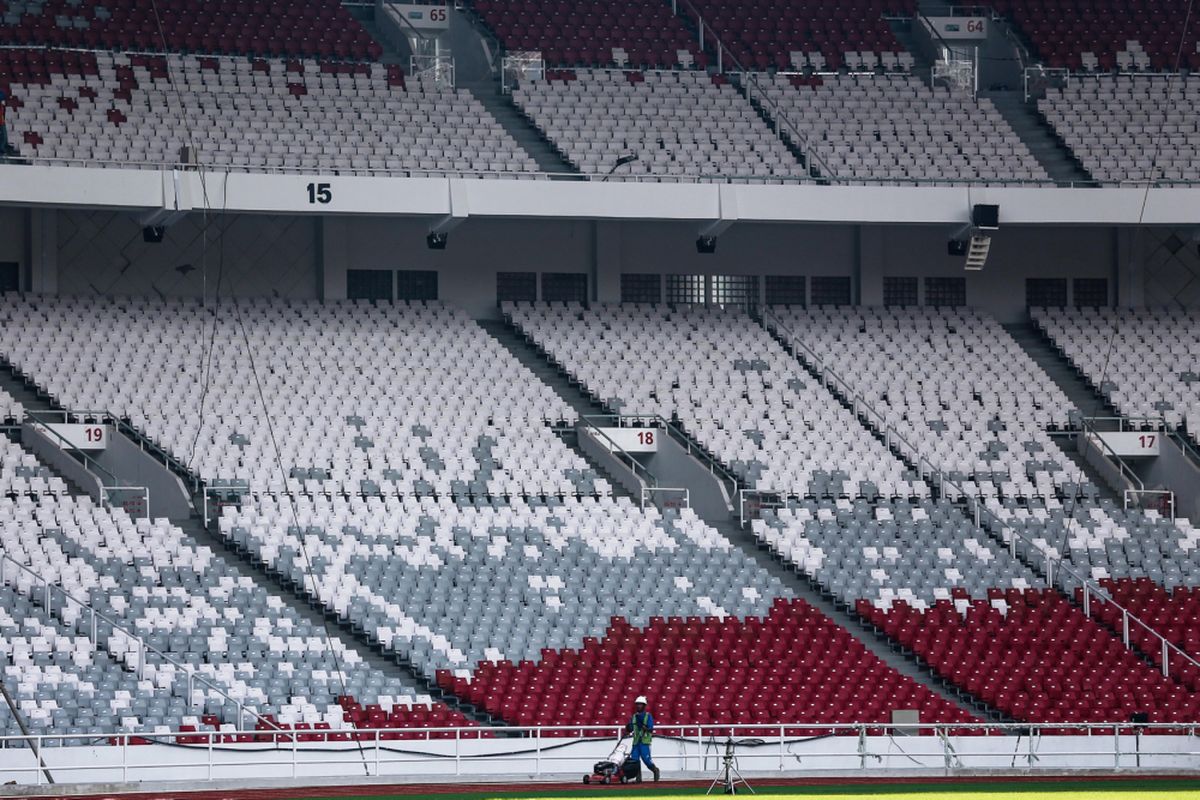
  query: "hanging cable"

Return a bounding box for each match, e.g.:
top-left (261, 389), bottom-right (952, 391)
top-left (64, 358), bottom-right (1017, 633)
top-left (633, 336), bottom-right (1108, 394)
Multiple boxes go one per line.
top-left (1053, 0), bottom-right (1197, 581)
top-left (140, 5), bottom-right (372, 773)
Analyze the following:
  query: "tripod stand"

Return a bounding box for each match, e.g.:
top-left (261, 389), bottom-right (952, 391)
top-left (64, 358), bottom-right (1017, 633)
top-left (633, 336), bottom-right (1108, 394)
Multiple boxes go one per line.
top-left (706, 737), bottom-right (753, 795)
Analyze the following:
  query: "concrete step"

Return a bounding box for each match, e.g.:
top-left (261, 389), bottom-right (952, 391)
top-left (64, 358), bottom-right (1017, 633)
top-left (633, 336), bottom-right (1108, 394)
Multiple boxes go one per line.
top-left (463, 81), bottom-right (580, 176)
top-left (477, 319), bottom-right (609, 421)
top-left (1002, 322), bottom-right (1116, 422)
top-left (982, 90), bottom-right (1094, 185)
top-left (709, 518), bottom-right (1005, 722)
top-left (476, 319), bottom-right (637, 501)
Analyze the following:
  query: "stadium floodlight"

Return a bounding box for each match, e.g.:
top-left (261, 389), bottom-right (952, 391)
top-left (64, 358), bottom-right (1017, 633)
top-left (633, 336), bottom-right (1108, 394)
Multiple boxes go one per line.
top-left (601, 153), bottom-right (639, 181)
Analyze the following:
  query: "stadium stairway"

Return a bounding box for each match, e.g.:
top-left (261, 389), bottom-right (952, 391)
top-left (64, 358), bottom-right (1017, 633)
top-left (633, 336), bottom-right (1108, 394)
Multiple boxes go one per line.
top-left (1003, 322), bottom-right (1116, 423)
top-left (0, 362), bottom-right (92, 498)
top-left (463, 80), bottom-right (580, 176)
top-left (476, 319), bottom-right (636, 501)
top-left (729, 78), bottom-right (815, 180)
top-left (707, 516), bottom-right (1002, 721)
top-left (481, 315), bottom-right (991, 722)
top-left (982, 91), bottom-right (1095, 185)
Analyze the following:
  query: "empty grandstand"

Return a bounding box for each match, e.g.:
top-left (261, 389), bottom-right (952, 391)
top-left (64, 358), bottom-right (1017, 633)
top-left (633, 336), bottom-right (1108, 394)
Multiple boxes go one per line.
top-left (0, 0), bottom-right (1199, 792)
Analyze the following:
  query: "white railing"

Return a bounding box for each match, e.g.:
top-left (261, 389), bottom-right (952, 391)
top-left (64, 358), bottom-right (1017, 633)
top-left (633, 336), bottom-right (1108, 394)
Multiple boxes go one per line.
top-left (758, 306), bottom-right (1200, 684)
top-left (1, 722), bottom-right (1198, 785)
top-left (0, 552), bottom-right (280, 733)
top-left (641, 486), bottom-right (690, 511)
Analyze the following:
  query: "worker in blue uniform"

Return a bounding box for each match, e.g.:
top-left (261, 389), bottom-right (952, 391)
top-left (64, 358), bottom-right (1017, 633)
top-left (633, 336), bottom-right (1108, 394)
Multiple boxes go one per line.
top-left (626, 695), bottom-right (661, 781)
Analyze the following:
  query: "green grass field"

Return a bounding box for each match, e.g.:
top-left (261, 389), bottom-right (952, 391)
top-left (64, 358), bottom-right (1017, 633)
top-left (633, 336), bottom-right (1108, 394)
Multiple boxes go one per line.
top-left (296, 780), bottom-right (1200, 800)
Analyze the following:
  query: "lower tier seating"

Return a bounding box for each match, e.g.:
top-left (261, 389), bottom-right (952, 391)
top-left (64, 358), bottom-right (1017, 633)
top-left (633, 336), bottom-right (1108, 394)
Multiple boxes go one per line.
top-left (859, 590), bottom-right (1200, 727)
top-left (1032, 306), bottom-right (1200, 443)
top-left (442, 598), bottom-right (979, 733)
top-left (0, 432), bottom-right (474, 741)
top-left (221, 495), bottom-right (789, 682)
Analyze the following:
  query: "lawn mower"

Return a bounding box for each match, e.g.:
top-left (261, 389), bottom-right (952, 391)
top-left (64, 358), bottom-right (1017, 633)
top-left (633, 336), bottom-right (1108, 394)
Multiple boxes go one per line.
top-left (583, 733), bottom-right (642, 784)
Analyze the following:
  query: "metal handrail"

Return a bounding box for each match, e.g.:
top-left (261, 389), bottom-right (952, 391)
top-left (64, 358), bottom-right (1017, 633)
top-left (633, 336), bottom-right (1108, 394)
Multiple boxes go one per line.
top-left (584, 412), bottom-right (741, 495)
top-left (0, 720), bottom-right (1198, 788)
top-left (669, 0), bottom-right (836, 180)
top-left (1077, 416), bottom-right (1146, 492)
top-left (23, 410), bottom-right (124, 488)
top-left (759, 306), bottom-right (1200, 682)
top-left (0, 552), bottom-right (279, 732)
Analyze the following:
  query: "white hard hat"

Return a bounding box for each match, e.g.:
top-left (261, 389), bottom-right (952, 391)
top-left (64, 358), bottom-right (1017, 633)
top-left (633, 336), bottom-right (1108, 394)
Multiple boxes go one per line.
top-left (635, 696), bottom-right (648, 705)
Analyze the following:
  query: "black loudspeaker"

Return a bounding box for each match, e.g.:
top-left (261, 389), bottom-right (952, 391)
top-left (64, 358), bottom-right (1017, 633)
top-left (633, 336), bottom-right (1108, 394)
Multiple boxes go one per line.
top-left (947, 238), bottom-right (968, 256)
top-left (142, 226), bottom-right (165, 243)
top-left (426, 232), bottom-right (448, 250)
top-left (1131, 711), bottom-right (1150, 725)
top-left (695, 236), bottom-right (717, 254)
top-left (972, 203), bottom-right (1000, 230)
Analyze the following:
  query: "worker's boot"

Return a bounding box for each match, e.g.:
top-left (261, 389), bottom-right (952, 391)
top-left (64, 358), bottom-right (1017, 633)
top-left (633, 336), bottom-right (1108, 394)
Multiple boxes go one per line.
top-left (652, 766), bottom-right (661, 782)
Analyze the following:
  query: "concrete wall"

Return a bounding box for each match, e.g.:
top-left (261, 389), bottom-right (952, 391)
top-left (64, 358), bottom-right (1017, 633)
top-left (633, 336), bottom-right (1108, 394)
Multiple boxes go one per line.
top-left (1133, 438), bottom-right (1200, 521)
top-left (91, 432), bottom-right (193, 518)
top-left (5, 206), bottom-right (1193, 321)
top-left (643, 432), bottom-right (732, 521)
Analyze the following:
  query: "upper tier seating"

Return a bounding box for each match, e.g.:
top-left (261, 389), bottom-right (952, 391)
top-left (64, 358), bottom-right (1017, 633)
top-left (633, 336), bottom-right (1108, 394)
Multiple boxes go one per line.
top-left (511, 70), bottom-right (807, 182)
top-left (761, 74), bottom-right (1049, 185)
top-left (506, 302), bottom-right (919, 499)
top-left (1039, 76), bottom-right (1200, 184)
top-left (773, 307), bottom-right (1087, 501)
top-left (976, 0), bottom-right (1200, 72)
top-left (0, 433), bottom-right (473, 740)
top-left (468, 0), bottom-right (704, 69)
top-left (681, 0), bottom-right (913, 72)
top-left (1032, 307), bottom-right (1200, 442)
top-left (0, 297), bottom-right (584, 495)
top-left (1, 49), bottom-right (539, 175)
top-left (0, 0), bottom-right (380, 60)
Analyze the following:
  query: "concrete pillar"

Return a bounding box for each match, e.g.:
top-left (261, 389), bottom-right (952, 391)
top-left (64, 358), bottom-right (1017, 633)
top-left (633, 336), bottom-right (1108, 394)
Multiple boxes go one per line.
top-left (595, 221), bottom-right (622, 303)
top-left (857, 225), bottom-right (884, 306)
top-left (27, 208), bottom-right (57, 294)
top-left (1115, 227), bottom-right (1145, 309)
top-left (320, 216), bottom-right (348, 301)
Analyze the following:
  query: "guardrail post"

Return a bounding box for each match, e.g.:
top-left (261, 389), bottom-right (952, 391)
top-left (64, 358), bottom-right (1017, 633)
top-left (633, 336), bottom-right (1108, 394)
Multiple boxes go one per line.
top-left (778, 724), bottom-right (784, 771)
top-left (292, 729), bottom-right (298, 778)
top-left (1162, 639), bottom-right (1170, 678)
top-left (535, 726), bottom-right (542, 776)
top-left (122, 733), bottom-right (129, 782)
top-left (1113, 726), bottom-right (1120, 768)
top-left (1083, 583), bottom-right (1090, 618)
top-left (456, 727), bottom-right (461, 776)
top-left (208, 730), bottom-right (214, 781)
top-left (376, 729), bottom-right (381, 776)
top-left (1122, 611), bottom-right (1130, 647)
top-left (858, 725), bottom-right (866, 769)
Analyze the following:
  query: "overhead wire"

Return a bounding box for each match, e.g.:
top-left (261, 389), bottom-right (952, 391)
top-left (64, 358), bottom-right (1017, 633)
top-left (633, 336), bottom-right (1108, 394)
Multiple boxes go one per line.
top-left (142, 3), bottom-right (373, 773)
top-left (1052, 0), bottom-right (1196, 579)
